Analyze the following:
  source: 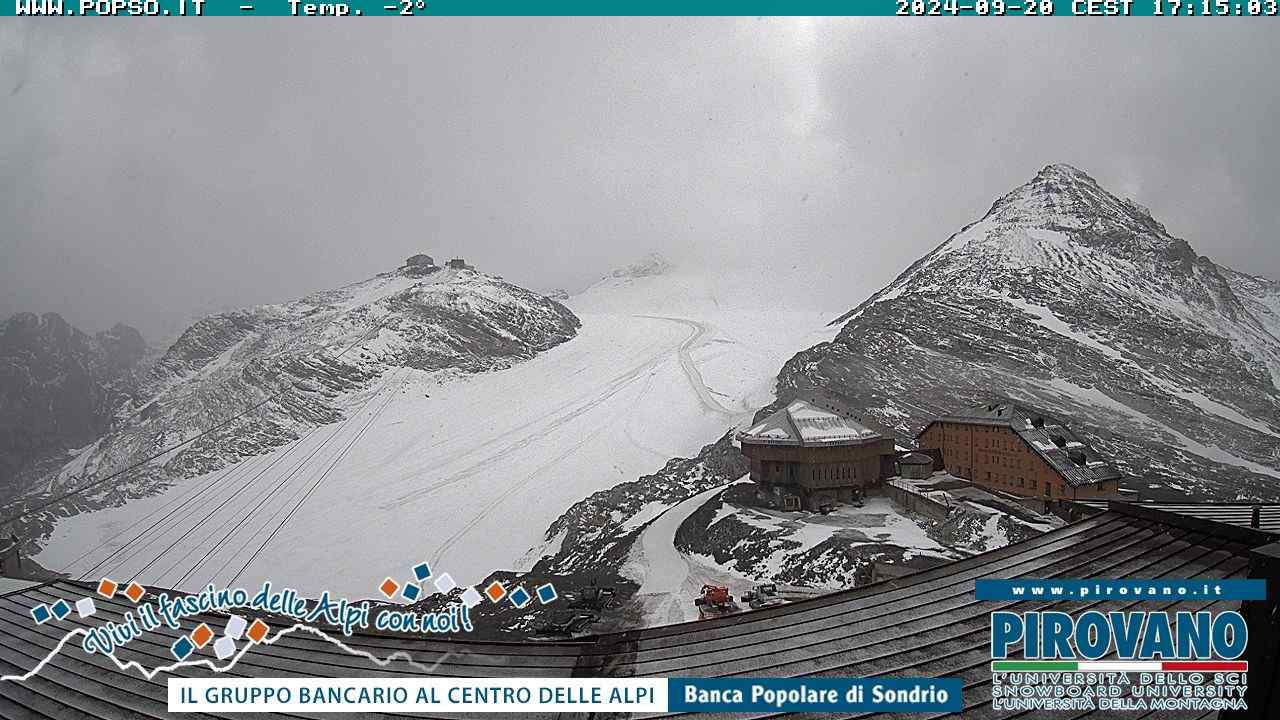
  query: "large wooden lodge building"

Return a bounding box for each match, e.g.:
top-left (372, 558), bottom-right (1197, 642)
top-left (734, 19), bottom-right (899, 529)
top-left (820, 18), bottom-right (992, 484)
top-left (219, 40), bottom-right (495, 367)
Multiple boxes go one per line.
top-left (737, 395), bottom-right (896, 511)
top-left (737, 394), bottom-right (1122, 511)
top-left (917, 400), bottom-right (1122, 500)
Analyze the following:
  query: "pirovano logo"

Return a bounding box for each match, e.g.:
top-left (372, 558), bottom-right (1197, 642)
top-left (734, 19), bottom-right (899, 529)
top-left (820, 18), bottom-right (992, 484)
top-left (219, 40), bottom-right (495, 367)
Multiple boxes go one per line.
top-left (979, 579), bottom-right (1261, 713)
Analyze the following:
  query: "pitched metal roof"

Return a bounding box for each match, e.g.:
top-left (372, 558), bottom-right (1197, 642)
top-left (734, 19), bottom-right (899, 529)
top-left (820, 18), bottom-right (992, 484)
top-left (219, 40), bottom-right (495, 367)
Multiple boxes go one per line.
top-left (921, 399), bottom-right (1123, 487)
top-left (0, 504), bottom-right (1267, 719)
top-left (737, 395), bottom-right (887, 447)
top-left (1071, 500), bottom-right (1280, 535)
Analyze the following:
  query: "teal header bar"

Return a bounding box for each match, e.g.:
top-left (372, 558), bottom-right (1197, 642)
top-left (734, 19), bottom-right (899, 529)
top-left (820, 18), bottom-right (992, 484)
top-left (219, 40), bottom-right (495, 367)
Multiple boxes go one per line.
top-left (7, 0), bottom-right (1280, 16)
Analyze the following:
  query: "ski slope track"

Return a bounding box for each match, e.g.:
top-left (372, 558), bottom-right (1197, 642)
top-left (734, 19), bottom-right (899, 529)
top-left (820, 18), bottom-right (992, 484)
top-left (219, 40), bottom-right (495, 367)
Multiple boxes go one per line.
top-left (30, 259), bottom-right (846, 596)
top-left (625, 483), bottom-right (735, 626)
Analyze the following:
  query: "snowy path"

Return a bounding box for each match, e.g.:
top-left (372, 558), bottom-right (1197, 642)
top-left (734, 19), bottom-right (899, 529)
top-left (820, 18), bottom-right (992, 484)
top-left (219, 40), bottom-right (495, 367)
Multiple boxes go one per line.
top-left (626, 483), bottom-right (737, 626)
top-left (639, 316), bottom-right (739, 417)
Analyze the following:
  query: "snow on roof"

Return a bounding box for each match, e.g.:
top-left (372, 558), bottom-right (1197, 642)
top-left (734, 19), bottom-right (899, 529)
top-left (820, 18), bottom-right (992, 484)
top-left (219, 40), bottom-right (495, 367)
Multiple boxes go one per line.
top-left (739, 397), bottom-right (886, 447)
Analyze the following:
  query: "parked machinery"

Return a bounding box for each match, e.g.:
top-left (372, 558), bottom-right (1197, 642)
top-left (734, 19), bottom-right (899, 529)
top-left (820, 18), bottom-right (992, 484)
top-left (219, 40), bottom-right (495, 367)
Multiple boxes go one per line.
top-left (741, 583), bottom-right (788, 609)
top-left (567, 582), bottom-right (616, 610)
top-left (694, 584), bottom-right (740, 619)
top-left (534, 610), bottom-right (600, 637)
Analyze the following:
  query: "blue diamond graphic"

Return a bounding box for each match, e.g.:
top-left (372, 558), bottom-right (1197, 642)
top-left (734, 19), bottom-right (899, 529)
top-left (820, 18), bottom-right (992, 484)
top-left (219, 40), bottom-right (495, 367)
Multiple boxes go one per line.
top-left (412, 562), bottom-right (431, 581)
top-left (50, 599), bottom-right (71, 620)
top-left (30, 605), bottom-right (51, 624)
top-left (402, 583), bottom-right (421, 601)
top-left (536, 583), bottom-right (558, 605)
top-left (509, 587), bottom-right (532, 609)
top-left (171, 636), bottom-right (195, 661)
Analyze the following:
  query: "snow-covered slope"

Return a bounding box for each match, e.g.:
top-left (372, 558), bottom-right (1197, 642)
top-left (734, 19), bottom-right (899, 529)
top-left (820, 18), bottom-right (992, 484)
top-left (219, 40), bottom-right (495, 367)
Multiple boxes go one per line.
top-left (31, 255), bottom-right (844, 596)
top-left (790, 164), bottom-right (1280, 500)
top-left (25, 260), bottom-right (578, 588)
top-left (567, 255), bottom-right (848, 417)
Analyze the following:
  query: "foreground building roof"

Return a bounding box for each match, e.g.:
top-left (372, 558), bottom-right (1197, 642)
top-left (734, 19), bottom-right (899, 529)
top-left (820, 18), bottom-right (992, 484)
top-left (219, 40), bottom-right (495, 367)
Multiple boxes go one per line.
top-left (920, 400), bottom-right (1123, 487)
top-left (1071, 500), bottom-right (1280, 535)
top-left (2, 502), bottom-right (1275, 719)
top-left (738, 395), bottom-right (887, 447)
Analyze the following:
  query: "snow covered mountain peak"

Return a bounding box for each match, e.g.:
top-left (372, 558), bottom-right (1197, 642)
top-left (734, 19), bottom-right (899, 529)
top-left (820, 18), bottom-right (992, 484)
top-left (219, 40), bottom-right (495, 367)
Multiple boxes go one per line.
top-left (977, 163), bottom-right (1170, 255)
top-left (850, 164), bottom-right (1249, 330)
top-left (789, 166), bottom-right (1280, 501)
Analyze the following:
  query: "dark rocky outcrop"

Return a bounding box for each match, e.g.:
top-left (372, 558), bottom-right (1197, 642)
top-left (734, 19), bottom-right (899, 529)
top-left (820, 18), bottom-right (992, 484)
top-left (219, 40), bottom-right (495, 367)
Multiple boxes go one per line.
top-left (0, 313), bottom-right (147, 501)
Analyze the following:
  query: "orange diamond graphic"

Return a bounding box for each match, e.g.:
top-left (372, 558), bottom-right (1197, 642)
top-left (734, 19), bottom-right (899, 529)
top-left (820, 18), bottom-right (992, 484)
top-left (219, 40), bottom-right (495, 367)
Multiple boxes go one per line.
top-left (124, 582), bottom-right (145, 603)
top-left (246, 619), bottom-right (269, 644)
top-left (97, 578), bottom-right (118, 599)
top-left (484, 581), bottom-right (507, 602)
top-left (191, 623), bottom-right (214, 648)
top-left (378, 578), bottom-right (399, 599)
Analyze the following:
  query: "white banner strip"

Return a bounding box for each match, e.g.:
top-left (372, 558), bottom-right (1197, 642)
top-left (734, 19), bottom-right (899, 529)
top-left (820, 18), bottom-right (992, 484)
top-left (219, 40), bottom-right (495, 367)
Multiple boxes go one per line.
top-left (1076, 662), bottom-right (1163, 672)
top-left (168, 678), bottom-right (667, 713)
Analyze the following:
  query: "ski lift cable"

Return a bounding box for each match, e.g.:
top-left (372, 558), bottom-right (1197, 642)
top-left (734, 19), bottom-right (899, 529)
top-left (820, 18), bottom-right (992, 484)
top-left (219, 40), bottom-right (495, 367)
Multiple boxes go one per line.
top-left (221, 371), bottom-right (410, 589)
top-left (67, 396), bottom-right (286, 578)
top-left (194, 372), bottom-right (404, 589)
top-left (214, 367), bottom-right (410, 588)
top-left (119, 358), bottom-right (401, 584)
top-left (0, 319), bottom-right (388, 530)
top-left (161, 415), bottom-right (362, 587)
top-left (223, 368), bottom-right (414, 588)
top-left (122, 375), bottom-right (393, 586)
top-left (76, 417), bottom-right (326, 583)
top-left (89, 384), bottom-right (379, 583)
top-left (66, 461), bottom-right (244, 579)
top-left (167, 366), bottom-right (410, 589)
top-left (143, 420), bottom-right (345, 587)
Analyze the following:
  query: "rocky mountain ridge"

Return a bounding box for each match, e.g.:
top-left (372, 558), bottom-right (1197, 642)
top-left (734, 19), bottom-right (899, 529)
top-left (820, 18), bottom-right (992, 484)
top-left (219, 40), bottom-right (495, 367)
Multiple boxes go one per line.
top-left (7, 259), bottom-right (580, 551)
top-left (0, 313), bottom-right (147, 501)
top-left (793, 164), bottom-right (1280, 499)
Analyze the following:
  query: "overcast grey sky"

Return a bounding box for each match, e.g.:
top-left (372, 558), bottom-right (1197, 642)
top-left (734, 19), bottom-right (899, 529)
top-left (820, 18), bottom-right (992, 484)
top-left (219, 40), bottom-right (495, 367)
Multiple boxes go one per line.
top-left (1, 20), bottom-right (1276, 341)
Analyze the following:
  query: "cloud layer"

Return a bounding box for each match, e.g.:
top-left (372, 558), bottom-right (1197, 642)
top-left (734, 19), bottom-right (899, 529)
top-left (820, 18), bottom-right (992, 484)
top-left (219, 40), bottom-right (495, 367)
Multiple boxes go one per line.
top-left (2, 20), bottom-right (1276, 340)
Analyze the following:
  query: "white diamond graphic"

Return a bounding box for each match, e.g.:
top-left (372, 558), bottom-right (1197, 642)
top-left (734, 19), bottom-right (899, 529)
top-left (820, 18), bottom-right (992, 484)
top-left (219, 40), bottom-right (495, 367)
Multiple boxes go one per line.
top-left (214, 636), bottom-right (236, 660)
top-left (434, 573), bottom-right (457, 594)
top-left (75, 598), bottom-right (96, 618)
top-left (225, 615), bottom-right (247, 640)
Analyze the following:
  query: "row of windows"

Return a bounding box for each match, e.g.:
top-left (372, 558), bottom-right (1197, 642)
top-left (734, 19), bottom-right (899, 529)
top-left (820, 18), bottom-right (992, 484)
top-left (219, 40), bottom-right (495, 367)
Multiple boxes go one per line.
top-left (977, 453), bottom-right (1031, 470)
top-left (814, 464), bottom-right (854, 481)
top-left (981, 472), bottom-right (1052, 495)
top-left (932, 426), bottom-right (1038, 473)
top-left (765, 462), bottom-right (855, 482)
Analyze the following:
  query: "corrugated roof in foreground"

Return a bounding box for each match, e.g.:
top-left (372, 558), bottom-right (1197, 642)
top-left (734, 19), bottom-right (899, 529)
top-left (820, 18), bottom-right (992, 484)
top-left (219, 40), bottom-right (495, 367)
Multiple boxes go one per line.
top-left (0, 504), bottom-right (1267, 719)
top-left (1071, 500), bottom-right (1280, 535)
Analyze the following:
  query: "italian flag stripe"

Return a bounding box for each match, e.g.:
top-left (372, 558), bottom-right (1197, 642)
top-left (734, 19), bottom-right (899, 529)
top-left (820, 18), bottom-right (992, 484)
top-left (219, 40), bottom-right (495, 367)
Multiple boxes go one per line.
top-left (992, 660), bottom-right (1247, 672)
